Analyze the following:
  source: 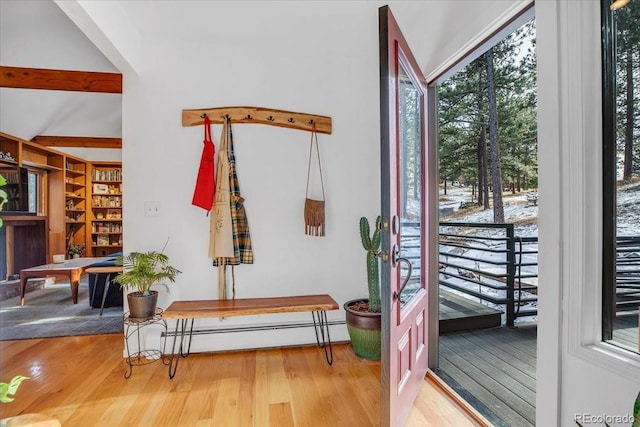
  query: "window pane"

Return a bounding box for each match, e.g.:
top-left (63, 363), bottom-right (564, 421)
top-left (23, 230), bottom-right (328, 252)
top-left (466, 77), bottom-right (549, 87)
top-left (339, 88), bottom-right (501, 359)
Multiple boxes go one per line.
top-left (27, 171), bottom-right (37, 214)
top-left (398, 59), bottom-right (423, 310)
top-left (603, 0), bottom-right (640, 354)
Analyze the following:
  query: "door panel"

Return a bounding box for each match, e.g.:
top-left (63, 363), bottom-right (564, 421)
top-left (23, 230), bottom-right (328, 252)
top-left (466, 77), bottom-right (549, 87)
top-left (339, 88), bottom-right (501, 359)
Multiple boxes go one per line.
top-left (379, 5), bottom-right (431, 427)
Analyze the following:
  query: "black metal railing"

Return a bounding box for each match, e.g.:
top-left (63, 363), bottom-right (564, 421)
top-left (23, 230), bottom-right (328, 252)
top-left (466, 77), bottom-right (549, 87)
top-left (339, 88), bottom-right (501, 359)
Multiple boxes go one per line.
top-left (400, 221), bottom-right (538, 327)
top-left (437, 222), bottom-right (538, 327)
top-left (403, 221), bottom-right (639, 328)
top-left (616, 236), bottom-right (640, 311)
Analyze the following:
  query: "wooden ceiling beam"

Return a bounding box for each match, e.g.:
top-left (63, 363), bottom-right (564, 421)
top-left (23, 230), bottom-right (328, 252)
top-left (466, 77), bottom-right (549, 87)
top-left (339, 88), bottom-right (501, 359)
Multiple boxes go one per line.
top-left (31, 135), bottom-right (122, 149)
top-left (0, 66), bottom-right (122, 94)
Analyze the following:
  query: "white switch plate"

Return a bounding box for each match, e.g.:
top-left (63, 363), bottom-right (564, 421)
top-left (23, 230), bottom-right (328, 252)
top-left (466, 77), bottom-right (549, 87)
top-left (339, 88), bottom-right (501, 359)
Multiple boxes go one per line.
top-left (144, 201), bottom-right (161, 217)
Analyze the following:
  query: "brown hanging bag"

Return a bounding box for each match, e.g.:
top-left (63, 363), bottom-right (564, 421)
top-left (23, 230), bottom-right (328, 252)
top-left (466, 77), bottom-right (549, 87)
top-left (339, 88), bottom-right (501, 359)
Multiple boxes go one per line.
top-left (304, 125), bottom-right (326, 237)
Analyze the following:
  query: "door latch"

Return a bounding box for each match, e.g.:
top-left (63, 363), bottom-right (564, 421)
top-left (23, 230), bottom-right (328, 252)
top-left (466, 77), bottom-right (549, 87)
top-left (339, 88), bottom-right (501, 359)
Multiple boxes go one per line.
top-left (393, 257), bottom-right (413, 302)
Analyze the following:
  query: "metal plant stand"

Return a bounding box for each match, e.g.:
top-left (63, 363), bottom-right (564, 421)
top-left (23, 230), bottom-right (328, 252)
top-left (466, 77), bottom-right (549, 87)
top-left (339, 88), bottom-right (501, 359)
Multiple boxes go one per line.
top-left (123, 307), bottom-right (169, 379)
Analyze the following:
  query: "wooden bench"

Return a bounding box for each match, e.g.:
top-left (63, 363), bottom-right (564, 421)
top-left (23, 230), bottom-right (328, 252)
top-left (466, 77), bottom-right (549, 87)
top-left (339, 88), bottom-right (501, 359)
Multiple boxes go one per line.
top-left (162, 294), bottom-right (339, 378)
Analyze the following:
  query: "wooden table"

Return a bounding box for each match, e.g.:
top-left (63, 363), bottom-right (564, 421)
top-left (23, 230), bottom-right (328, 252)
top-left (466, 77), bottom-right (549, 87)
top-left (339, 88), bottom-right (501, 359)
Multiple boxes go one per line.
top-left (20, 257), bottom-right (116, 305)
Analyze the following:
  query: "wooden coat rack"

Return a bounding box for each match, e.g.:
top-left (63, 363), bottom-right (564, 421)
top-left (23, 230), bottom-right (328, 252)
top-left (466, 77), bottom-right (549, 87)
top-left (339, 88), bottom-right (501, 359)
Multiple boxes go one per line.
top-left (182, 106), bottom-right (332, 135)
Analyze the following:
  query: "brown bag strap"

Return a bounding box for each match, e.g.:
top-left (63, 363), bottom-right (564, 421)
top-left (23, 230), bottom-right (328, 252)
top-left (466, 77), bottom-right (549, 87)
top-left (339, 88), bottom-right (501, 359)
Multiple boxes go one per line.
top-left (305, 125), bottom-right (325, 200)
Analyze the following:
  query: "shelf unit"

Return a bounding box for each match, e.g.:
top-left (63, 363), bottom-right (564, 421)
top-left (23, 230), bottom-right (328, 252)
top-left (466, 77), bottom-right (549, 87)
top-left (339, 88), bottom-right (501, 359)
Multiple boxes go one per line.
top-left (88, 162), bottom-right (122, 257)
top-left (21, 140), bottom-right (66, 258)
top-left (21, 140), bottom-right (65, 171)
top-left (0, 134), bottom-right (22, 215)
top-left (1, 132), bottom-right (124, 274)
top-left (0, 132), bottom-right (66, 267)
top-left (64, 155), bottom-right (87, 256)
top-left (0, 133), bottom-right (20, 164)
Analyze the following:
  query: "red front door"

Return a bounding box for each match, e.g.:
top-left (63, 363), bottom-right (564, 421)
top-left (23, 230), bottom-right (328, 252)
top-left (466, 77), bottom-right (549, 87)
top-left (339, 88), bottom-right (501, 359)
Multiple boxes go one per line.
top-left (379, 5), bottom-right (432, 426)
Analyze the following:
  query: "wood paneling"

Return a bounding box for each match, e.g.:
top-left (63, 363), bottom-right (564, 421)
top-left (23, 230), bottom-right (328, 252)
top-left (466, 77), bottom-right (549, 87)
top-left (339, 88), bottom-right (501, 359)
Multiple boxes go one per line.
top-left (0, 216), bottom-right (48, 275)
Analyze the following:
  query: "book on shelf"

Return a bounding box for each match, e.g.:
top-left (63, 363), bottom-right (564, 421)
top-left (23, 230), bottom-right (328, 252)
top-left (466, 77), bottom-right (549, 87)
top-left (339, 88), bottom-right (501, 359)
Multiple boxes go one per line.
top-left (93, 183), bottom-right (109, 194)
top-left (92, 195), bottom-right (121, 207)
top-left (106, 209), bottom-right (121, 219)
top-left (96, 234), bottom-right (109, 246)
top-left (93, 222), bottom-right (122, 233)
top-left (92, 169), bottom-right (122, 182)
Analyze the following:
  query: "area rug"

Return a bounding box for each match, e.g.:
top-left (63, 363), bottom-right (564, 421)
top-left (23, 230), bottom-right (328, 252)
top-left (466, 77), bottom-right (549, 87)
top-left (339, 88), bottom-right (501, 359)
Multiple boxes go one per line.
top-left (0, 282), bottom-right (123, 341)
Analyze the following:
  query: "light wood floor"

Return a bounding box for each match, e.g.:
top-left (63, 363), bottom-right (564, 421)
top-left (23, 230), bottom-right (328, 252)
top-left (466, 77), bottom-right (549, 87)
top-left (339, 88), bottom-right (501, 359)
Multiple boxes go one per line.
top-left (0, 335), bottom-right (483, 426)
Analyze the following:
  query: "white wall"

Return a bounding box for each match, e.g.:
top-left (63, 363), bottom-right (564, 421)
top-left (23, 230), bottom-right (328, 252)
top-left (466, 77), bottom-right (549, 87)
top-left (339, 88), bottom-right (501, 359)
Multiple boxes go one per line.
top-left (0, 0), bottom-right (122, 141)
top-left (121, 0), bottom-right (384, 350)
top-left (73, 0), bottom-right (527, 353)
top-left (537, 1), bottom-right (640, 426)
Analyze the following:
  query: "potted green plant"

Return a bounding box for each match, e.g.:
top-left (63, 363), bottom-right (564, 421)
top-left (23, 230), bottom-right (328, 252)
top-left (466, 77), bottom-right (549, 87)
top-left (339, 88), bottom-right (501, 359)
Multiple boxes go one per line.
top-left (68, 244), bottom-right (85, 258)
top-left (344, 216), bottom-right (382, 360)
top-left (114, 251), bottom-right (181, 319)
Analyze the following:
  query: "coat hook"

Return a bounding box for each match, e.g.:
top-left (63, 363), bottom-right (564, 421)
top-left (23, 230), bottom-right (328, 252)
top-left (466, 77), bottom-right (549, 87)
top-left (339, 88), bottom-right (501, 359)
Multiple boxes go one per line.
top-left (288, 117), bottom-right (295, 123)
top-left (267, 116), bottom-right (275, 121)
top-left (309, 119), bottom-right (315, 125)
top-left (201, 113), bottom-right (208, 119)
top-left (246, 114), bottom-right (253, 120)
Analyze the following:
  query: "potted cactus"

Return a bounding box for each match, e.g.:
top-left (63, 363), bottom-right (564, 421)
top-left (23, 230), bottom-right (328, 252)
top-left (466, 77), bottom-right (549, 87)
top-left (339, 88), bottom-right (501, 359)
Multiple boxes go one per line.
top-left (344, 216), bottom-right (382, 360)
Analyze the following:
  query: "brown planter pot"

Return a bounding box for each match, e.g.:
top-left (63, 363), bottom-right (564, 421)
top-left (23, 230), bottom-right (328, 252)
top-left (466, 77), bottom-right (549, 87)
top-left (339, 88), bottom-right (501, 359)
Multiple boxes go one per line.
top-left (127, 290), bottom-right (158, 319)
top-left (344, 298), bottom-right (381, 360)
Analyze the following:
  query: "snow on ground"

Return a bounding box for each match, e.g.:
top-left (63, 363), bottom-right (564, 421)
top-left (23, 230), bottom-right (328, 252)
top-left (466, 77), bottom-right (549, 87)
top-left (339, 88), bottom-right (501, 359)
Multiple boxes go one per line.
top-left (439, 180), bottom-right (640, 237)
top-left (617, 180), bottom-right (640, 236)
top-left (439, 185), bottom-right (539, 237)
top-left (437, 186), bottom-right (540, 325)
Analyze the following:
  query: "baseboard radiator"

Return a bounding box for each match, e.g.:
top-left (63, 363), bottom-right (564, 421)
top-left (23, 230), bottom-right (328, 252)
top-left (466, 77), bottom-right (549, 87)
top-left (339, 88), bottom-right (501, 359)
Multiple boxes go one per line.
top-left (161, 319), bottom-right (346, 338)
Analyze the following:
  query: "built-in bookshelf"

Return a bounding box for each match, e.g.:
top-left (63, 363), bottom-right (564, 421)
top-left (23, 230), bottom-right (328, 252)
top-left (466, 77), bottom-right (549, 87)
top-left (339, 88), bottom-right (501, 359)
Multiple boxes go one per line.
top-left (64, 155), bottom-right (87, 256)
top-left (0, 132), bottom-right (124, 273)
top-left (89, 162), bottom-right (122, 257)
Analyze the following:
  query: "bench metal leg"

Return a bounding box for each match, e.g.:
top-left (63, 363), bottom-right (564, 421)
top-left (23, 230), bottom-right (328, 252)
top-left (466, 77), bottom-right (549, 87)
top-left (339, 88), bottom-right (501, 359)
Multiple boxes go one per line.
top-left (167, 318), bottom-right (194, 379)
top-left (312, 310), bottom-right (333, 366)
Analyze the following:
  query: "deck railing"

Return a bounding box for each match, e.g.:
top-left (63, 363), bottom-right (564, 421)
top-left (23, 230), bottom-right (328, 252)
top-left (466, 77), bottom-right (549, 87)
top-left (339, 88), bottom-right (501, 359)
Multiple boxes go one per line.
top-left (616, 236), bottom-right (640, 311)
top-left (400, 221), bottom-right (538, 327)
top-left (436, 222), bottom-right (538, 327)
top-left (404, 221), bottom-right (639, 327)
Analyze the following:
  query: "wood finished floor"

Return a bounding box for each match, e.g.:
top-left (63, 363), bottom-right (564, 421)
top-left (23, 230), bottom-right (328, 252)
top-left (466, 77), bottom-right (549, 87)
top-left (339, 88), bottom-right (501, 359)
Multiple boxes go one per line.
top-left (436, 324), bottom-right (537, 427)
top-left (0, 335), bottom-right (481, 426)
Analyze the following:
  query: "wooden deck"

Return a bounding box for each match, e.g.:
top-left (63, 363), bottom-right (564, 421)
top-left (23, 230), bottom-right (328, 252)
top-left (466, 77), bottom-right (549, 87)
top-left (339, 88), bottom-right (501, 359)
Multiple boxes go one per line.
top-left (612, 311), bottom-right (639, 353)
top-left (435, 323), bottom-right (537, 427)
top-left (439, 289), bottom-right (503, 332)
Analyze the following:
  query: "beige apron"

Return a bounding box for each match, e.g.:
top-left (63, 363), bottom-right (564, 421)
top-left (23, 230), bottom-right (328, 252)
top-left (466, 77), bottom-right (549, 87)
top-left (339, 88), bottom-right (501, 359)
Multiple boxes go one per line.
top-left (209, 120), bottom-right (234, 261)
